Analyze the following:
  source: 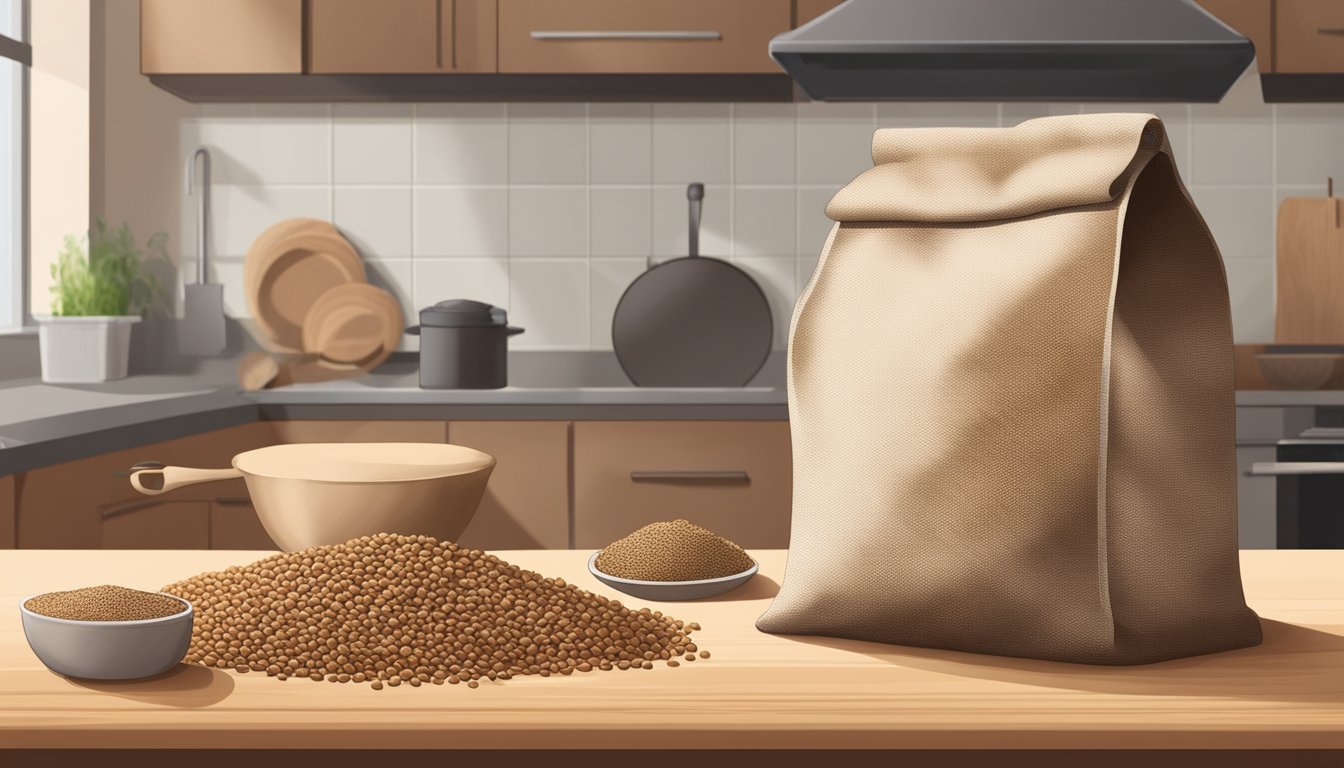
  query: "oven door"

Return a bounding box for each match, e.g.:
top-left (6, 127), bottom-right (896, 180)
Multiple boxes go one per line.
top-left (1250, 441), bottom-right (1344, 548)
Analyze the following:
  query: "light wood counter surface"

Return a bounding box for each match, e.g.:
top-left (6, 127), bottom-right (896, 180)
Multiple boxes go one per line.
top-left (0, 549), bottom-right (1340, 753)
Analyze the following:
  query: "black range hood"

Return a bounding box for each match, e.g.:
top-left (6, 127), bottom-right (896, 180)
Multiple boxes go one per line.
top-left (770, 0), bottom-right (1255, 102)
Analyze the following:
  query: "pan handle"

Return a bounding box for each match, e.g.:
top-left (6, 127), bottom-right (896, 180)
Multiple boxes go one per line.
top-left (687, 182), bottom-right (703, 258)
top-left (130, 463), bottom-right (243, 496)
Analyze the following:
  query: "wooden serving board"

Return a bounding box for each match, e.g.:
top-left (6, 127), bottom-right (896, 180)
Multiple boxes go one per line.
top-left (1276, 196), bottom-right (1344, 343)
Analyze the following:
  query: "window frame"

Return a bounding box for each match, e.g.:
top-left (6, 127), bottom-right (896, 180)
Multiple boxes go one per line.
top-left (0, 0), bottom-right (28, 329)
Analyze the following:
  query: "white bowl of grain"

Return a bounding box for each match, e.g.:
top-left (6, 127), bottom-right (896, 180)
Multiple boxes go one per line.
top-left (19, 585), bottom-right (193, 680)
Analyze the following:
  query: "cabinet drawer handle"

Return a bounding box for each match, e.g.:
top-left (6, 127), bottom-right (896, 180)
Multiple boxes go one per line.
top-left (530, 30), bottom-right (722, 41)
top-left (1248, 461), bottom-right (1344, 476)
top-left (630, 470), bottom-right (749, 482)
top-left (1318, 28), bottom-right (1344, 36)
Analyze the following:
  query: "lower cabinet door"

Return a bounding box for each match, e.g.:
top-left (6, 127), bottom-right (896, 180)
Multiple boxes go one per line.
top-left (100, 500), bottom-right (210, 550)
top-left (572, 421), bottom-right (792, 549)
top-left (210, 498), bottom-right (279, 551)
top-left (449, 421), bottom-right (570, 550)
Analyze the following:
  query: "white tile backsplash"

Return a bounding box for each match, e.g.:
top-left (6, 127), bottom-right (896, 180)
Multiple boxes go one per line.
top-left (796, 102), bottom-right (876, 185)
top-left (413, 187), bottom-right (508, 257)
top-left (332, 104), bottom-right (413, 185)
top-left (413, 103), bottom-right (508, 184)
top-left (590, 188), bottom-right (652, 258)
top-left (1224, 258), bottom-right (1275, 343)
top-left (652, 104), bottom-right (732, 184)
top-left (507, 103), bottom-right (588, 185)
top-left (1190, 186), bottom-right (1275, 260)
top-left (589, 103), bottom-right (652, 185)
top-left (197, 106), bottom-right (331, 186)
top-left (508, 187), bottom-right (588, 257)
top-left (733, 104), bottom-right (796, 185)
top-left (734, 188), bottom-right (796, 258)
top-left (191, 83), bottom-right (1325, 348)
top-left (208, 186), bottom-right (331, 257)
top-left (509, 259), bottom-right (589, 349)
top-left (413, 258), bottom-right (510, 313)
top-left (334, 187), bottom-right (412, 257)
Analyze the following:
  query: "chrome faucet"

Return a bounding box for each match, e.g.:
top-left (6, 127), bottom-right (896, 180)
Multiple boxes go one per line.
top-left (184, 146), bottom-right (210, 283)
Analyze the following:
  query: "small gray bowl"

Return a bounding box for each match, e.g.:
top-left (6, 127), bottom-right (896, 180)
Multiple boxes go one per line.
top-left (588, 551), bottom-right (758, 601)
top-left (19, 593), bottom-right (193, 680)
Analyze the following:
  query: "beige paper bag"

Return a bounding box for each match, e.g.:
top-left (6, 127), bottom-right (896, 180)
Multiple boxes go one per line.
top-left (757, 114), bottom-right (1262, 665)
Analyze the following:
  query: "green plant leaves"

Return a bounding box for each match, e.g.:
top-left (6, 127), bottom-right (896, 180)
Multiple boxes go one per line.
top-left (50, 218), bottom-right (169, 317)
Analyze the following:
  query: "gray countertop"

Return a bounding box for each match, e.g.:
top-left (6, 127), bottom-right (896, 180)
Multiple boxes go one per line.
top-left (0, 348), bottom-right (1335, 476)
top-left (0, 357), bottom-right (789, 475)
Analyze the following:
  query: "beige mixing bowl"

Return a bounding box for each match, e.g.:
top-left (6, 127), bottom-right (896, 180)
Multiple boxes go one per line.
top-left (129, 443), bottom-right (495, 551)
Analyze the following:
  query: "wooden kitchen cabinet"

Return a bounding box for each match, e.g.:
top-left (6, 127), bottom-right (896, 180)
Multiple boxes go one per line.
top-left (498, 0), bottom-right (791, 74)
top-left (1275, 0), bottom-right (1344, 73)
top-left (796, 0), bottom-right (845, 27)
top-left (572, 421), bottom-right (792, 549)
top-left (308, 0), bottom-right (497, 73)
top-left (15, 424), bottom-right (270, 550)
top-left (140, 0), bottom-right (304, 74)
top-left (1196, 0), bottom-right (1273, 71)
top-left (266, 419), bottom-right (448, 443)
top-left (449, 421), bottom-right (570, 550)
top-left (211, 497), bottom-right (279, 551)
top-left (0, 475), bottom-right (13, 549)
top-left (100, 500), bottom-right (210, 550)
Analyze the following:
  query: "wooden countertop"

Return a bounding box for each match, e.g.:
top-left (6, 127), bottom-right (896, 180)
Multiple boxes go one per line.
top-left (0, 549), bottom-right (1341, 753)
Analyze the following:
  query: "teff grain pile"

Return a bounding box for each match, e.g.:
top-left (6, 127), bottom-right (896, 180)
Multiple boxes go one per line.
top-left (24, 585), bottom-right (187, 622)
top-left (162, 533), bottom-right (701, 689)
top-left (596, 519), bottom-right (754, 581)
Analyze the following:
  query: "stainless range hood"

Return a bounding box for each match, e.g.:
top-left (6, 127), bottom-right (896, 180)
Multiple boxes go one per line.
top-left (770, 0), bottom-right (1254, 102)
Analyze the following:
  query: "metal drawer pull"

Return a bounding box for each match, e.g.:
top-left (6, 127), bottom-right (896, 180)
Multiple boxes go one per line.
top-left (1317, 27), bottom-right (1344, 36)
top-left (1248, 461), bottom-right (1344, 476)
top-left (631, 470), bottom-right (749, 482)
top-left (530, 30), bottom-right (722, 41)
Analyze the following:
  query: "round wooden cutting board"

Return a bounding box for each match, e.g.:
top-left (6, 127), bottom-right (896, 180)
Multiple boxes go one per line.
top-left (244, 219), bottom-right (365, 353)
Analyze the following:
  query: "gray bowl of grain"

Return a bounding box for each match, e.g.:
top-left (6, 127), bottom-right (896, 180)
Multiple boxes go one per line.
top-left (588, 552), bottom-right (758, 601)
top-left (20, 587), bottom-right (193, 680)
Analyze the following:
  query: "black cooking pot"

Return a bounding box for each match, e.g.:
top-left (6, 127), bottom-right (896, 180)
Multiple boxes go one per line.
top-left (406, 299), bottom-right (524, 389)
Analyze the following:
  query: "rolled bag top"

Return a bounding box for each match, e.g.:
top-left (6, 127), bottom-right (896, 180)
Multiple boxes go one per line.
top-left (825, 113), bottom-right (1168, 224)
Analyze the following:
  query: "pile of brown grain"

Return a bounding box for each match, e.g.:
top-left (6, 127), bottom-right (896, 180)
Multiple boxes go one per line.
top-left (596, 519), bottom-right (754, 581)
top-left (24, 585), bottom-right (187, 622)
top-left (162, 533), bottom-right (702, 690)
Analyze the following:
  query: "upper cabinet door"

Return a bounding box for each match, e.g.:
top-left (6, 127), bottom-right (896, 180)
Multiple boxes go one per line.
top-left (141, 0), bottom-right (303, 74)
top-left (1276, 0), bottom-right (1344, 74)
top-left (498, 0), bottom-right (791, 74)
top-left (308, 0), bottom-right (497, 73)
top-left (308, 0), bottom-right (441, 73)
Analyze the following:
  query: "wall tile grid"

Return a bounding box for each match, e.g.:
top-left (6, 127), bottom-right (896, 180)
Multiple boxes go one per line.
top-left (179, 69), bottom-right (1329, 349)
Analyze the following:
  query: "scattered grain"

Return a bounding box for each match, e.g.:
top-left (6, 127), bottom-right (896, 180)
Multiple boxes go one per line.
top-left (162, 533), bottom-right (701, 690)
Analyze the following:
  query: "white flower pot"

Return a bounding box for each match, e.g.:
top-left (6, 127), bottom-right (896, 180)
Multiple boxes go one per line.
top-left (36, 315), bottom-right (141, 383)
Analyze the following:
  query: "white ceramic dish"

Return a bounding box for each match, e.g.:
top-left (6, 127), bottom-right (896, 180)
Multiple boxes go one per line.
top-left (19, 593), bottom-right (193, 680)
top-left (587, 552), bottom-right (758, 601)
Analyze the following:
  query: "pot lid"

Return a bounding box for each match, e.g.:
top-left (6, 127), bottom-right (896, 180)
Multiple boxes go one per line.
top-left (418, 299), bottom-right (509, 328)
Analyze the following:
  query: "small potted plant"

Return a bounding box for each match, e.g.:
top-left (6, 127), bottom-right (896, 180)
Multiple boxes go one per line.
top-left (37, 219), bottom-right (167, 383)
